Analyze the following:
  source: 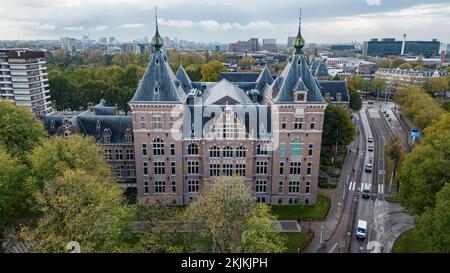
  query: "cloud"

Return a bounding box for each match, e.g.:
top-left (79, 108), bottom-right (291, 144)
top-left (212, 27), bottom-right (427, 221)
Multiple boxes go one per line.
top-left (14, 21), bottom-right (56, 31)
top-left (63, 26), bottom-right (83, 31)
top-left (366, 0), bottom-right (382, 6)
top-left (90, 25), bottom-right (107, 31)
top-left (118, 23), bottom-right (144, 28)
top-left (158, 18), bottom-right (274, 32)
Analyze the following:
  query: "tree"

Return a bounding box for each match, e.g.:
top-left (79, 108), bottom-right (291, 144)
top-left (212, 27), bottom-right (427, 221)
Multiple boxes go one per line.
top-left (370, 78), bottom-right (387, 99)
top-left (238, 57), bottom-right (255, 70)
top-left (28, 134), bottom-right (111, 191)
top-left (0, 101), bottom-right (46, 160)
top-left (20, 169), bottom-right (135, 253)
top-left (413, 183), bottom-right (450, 252)
top-left (241, 204), bottom-right (286, 253)
top-left (385, 135), bottom-right (404, 180)
top-left (0, 147), bottom-right (28, 241)
top-left (391, 58), bottom-right (406, 68)
top-left (349, 91), bottom-right (363, 111)
top-left (376, 59), bottom-right (391, 68)
top-left (322, 105), bottom-right (356, 147)
top-left (49, 74), bottom-right (80, 111)
top-left (424, 77), bottom-right (448, 95)
top-left (398, 113), bottom-right (450, 215)
top-left (185, 64), bottom-right (202, 82)
top-left (200, 61), bottom-right (229, 82)
top-left (185, 177), bottom-right (285, 253)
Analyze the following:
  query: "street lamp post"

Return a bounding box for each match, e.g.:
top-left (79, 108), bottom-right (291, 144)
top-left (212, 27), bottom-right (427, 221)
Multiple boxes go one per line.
top-left (320, 225), bottom-right (324, 245)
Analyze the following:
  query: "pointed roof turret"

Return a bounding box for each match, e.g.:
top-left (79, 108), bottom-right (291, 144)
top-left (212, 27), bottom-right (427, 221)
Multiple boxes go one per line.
top-left (255, 65), bottom-right (274, 91)
top-left (176, 65), bottom-right (193, 93)
top-left (293, 8), bottom-right (305, 55)
top-left (151, 6), bottom-right (164, 52)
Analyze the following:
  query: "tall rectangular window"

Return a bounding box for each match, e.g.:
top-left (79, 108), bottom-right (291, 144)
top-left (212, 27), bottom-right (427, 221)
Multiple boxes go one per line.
top-left (171, 162), bottom-right (176, 175)
top-left (142, 144), bottom-right (147, 156)
top-left (169, 116), bottom-right (175, 129)
top-left (188, 161), bottom-right (199, 174)
top-left (279, 162), bottom-right (285, 175)
top-left (256, 161), bottom-right (268, 175)
top-left (170, 144), bottom-right (175, 156)
top-left (291, 140), bottom-right (303, 157)
top-left (155, 181), bottom-right (166, 193)
top-left (308, 144), bottom-right (314, 156)
top-left (290, 162), bottom-right (301, 175)
top-left (116, 165), bottom-right (124, 177)
top-left (281, 117), bottom-right (287, 130)
top-left (115, 149), bottom-right (123, 160)
top-left (210, 164), bottom-right (220, 177)
top-left (307, 163), bottom-right (312, 175)
top-left (278, 181), bottom-right (284, 194)
top-left (144, 181), bottom-right (149, 195)
top-left (154, 162), bottom-right (165, 175)
top-left (294, 117), bottom-right (303, 130)
top-left (140, 116), bottom-right (146, 129)
top-left (289, 181), bottom-right (300, 193)
top-left (126, 149), bottom-right (134, 160)
top-left (306, 181), bottom-right (311, 194)
top-left (188, 180), bottom-right (199, 193)
top-left (143, 162), bottom-right (148, 176)
top-left (223, 164), bottom-right (233, 176)
top-left (236, 164), bottom-right (246, 176)
top-left (127, 166), bottom-right (135, 177)
top-left (310, 123), bottom-right (315, 130)
top-left (171, 181), bottom-right (176, 193)
top-left (105, 149), bottom-right (113, 160)
top-left (152, 114), bottom-right (162, 130)
top-left (255, 180), bottom-right (267, 193)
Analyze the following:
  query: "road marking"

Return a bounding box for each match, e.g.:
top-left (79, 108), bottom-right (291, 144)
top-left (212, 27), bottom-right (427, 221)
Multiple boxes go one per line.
top-left (349, 181), bottom-right (356, 191)
top-left (328, 242), bottom-right (338, 253)
top-left (378, 184), bottom-right (384, 194)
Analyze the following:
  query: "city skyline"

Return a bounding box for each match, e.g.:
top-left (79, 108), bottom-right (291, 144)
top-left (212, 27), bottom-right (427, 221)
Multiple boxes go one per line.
top-left (0, 0), bottom-right (449, 43)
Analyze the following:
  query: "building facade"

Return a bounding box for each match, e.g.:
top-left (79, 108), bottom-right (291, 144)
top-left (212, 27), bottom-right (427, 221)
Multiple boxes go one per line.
top-left (129, 14), bottom-right (326, 205)
top-left (375, 68), bottom-right (448, 89)
top-left (0, 49), bottom-right (52, 116)
top-left (363, 38), bottom-right (441, 58)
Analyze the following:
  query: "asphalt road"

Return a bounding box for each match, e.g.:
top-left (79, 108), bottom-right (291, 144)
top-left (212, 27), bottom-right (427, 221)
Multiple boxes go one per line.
top-left (349, 101), bottom-right (414, 253)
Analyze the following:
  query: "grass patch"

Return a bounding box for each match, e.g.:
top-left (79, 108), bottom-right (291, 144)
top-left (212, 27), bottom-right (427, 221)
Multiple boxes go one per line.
top-left (284, 232), bottom-right (312, 253)
top-left (271, 195), bottom-right (330, 221)
top-left (392, 228), bottom-right (430, 253)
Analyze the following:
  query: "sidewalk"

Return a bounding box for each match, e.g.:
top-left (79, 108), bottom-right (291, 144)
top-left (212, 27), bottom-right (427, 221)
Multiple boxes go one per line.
top-left (302, 136), bottom-right (360, 253)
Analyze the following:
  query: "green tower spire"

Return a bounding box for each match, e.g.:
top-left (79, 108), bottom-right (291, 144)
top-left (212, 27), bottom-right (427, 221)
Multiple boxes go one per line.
top-left (293, 8), bottom-right (305, 54)
top-left (151, 6), bottom-right (164, 52)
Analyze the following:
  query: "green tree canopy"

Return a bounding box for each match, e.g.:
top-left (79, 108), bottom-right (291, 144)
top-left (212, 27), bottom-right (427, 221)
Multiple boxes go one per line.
top-left (349, 91), bottom-right (363, 111)
top-left (322, 105), bottom-right (356, 147)
top-left (424, 77), bottom-right (449, 95)
top-left (0, 101), bottom-right (46, 160)
top-left (20, 169), bottom-right (134, 253)
top-left (29, 134), bottom-right (111, 191)
top-left (200, 61), bottom-right (229, 82)
top-left (398, 113), bottom-right (450, 215)
top-left (185, 177), bottom-right (286, 253)
top-left (0, 147), bottom-right (29, 238)
top-left (386, 135), bottom-right (404, 178)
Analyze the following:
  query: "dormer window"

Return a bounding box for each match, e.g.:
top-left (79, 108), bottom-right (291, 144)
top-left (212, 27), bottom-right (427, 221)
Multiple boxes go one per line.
top-left (103, 128), bottom-right (112, 143)
top-left (294, 91), bottom-right (307, 102)
top-left (154, 85), bottom-right (160, 93)
top-left (155, 58), bottom-right (160, 65)
top-left (125, 129), bottom-right (133, 143)
top-left (336, 92), bottom-right (342, 102)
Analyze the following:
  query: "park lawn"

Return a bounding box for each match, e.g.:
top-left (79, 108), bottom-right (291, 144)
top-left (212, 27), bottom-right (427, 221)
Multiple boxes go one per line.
top-left (283, 232), bottom-right (312, 253)
top-left (271, 195), bottom-right (331, 221)
top-left (392, 228), bottom-right (430, 253)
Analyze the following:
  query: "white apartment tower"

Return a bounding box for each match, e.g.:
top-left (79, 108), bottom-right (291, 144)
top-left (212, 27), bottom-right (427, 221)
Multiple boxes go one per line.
top-left (0, 49), bottom-right (52, 116)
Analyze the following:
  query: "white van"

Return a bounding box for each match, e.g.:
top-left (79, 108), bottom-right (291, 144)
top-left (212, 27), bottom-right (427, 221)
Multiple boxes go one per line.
top-left (356, 220), bottom-right (367, 239)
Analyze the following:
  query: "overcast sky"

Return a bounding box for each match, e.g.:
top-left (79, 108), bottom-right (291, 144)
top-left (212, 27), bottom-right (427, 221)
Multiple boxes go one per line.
top-left (0, 0), bottom-right (449, 44)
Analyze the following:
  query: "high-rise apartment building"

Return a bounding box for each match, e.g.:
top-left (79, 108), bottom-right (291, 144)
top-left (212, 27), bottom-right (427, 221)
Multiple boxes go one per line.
top-left (0, 49), bottom-right (52, 116)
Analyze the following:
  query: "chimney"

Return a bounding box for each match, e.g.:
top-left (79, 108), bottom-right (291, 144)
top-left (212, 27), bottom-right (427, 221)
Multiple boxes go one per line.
top-left (401, 34), bottom-right (406, 55)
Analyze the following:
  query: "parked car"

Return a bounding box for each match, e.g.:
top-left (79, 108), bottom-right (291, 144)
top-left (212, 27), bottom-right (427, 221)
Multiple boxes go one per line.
top-left (365, 164), bottom-right (373, 173)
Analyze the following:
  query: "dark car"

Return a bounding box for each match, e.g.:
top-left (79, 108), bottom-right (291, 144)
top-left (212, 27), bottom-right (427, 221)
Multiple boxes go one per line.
top-left (365, 164), bottom-right (373, 173)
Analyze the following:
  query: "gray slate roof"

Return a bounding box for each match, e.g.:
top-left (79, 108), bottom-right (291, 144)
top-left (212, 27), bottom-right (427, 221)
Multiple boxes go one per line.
top-left (310, 58), bottom-right (329, 78)
top-left (176, 65), bottom-right (193, 93)
top-left (317, 80), bottom-right (349, 102)
top-left (202, 79), bottom-right (254, 105)
top-left (130, 53), bottom-right (186, 103)
top-left (220, 72), bottom-right (261, 83)
top-left (273, 55), bottom-right (326, 103)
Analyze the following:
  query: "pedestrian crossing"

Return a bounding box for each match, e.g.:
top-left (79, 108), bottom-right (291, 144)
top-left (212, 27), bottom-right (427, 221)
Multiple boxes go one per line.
top-left (348, 181), bottom-right (356, 191)
top-left (378, 184), bottom-right (384, 195)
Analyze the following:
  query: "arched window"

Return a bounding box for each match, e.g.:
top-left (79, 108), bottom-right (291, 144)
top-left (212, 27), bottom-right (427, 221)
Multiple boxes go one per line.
top-left (236, 146), bottom-right (246, 158)
top-left (257, 144), bottom-right (268, 155)
top-left (188, 143), bottom-right (199, 155)
top-left (223, 146), bottom-right (233, 158)
top-left (210, 146), bottom-right (220, 158)
top-left (103, 128), bottom-right (112, 143)
top-left (153, 138), bottom-right (165, 156)
top-left (291, 139), bottom-right (303, 157)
